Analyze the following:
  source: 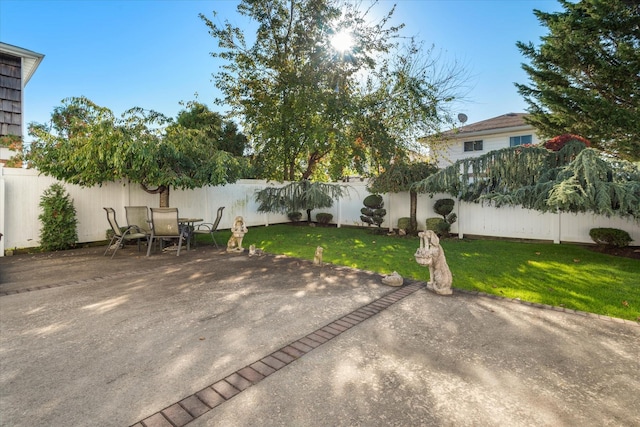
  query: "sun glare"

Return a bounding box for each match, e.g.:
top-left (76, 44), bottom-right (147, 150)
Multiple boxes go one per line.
top-left (330, 30), bottom-right (354, 53)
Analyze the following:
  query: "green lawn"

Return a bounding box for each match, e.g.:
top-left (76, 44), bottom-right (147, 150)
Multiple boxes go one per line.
top-left (207, 224), bottom-right (640, 321)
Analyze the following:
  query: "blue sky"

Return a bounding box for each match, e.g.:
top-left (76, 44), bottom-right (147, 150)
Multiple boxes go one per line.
top-left (1, 0), bottom-right (562, 137)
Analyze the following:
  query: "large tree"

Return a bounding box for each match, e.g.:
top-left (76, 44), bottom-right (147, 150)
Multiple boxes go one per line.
top-left (175, 101), bottom-right (248, 156)
top-left (516, 0), bottom-right (640, 161)
top-left (202, 0), bottom-right (467, 181)
top-left (27, 97), bottom-right (247, 207)
top-left (412, 139), bottom-right (640, 221)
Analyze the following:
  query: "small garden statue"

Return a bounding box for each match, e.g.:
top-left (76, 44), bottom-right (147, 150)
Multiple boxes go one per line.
top-left (313, 246), bottom-right (324, 265)
top-left (415, 230), bottom-right (453, 295)
top-left (227, 216), bottom-right (248, 252)
top-left (381, 271), bottom-right (403, 287)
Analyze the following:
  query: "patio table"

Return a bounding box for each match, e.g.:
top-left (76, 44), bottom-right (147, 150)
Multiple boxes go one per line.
top-left (178, 218), bottom-right (203, 249)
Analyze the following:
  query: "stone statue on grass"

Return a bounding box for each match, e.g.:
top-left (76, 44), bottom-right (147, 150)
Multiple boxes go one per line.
top-left (415, 230), bottom-right (453, 295)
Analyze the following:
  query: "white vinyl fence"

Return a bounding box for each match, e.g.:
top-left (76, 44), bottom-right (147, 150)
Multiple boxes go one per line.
top-left (1, 165), bottom-right (638, 256)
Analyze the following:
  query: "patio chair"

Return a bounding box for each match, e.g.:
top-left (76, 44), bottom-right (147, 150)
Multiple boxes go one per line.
top-left (147, 208), bottom-right (188, 256)
top-left (192, 206), bottom-right (225, 248)
top-left (103, 207), bottom-right (149, 258)
top-left (125, 206), bottom-right (152, 236)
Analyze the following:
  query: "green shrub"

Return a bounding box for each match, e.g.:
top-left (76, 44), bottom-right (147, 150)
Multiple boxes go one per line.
top-left (38, 183), bottom-right (78, 251)
top-left (397, 217), bottom-right (410, 231)
top-left (287, 212), bottom-right (303, 222)
top-left (363, 194), bottom-right (384, 209)
top-left (315, 212), bottom-right (333, 225)
top-left (434, 198), bottom-right (455, 218)
top-left (360, 194), bottom-right (386, 228)
top-left (589, 228), bottom-right (632, 248)
top-left (426, 217), bottom-right (450, 236)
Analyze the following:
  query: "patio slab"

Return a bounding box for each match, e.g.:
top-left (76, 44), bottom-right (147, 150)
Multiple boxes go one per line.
top-left (1, 245), bottom-right (638, 426)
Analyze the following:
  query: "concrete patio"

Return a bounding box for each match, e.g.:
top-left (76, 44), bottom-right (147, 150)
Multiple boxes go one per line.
top-left (1, 245), bottom-right (638, 426)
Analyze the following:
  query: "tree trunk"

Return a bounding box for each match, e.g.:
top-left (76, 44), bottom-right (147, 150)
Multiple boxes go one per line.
top-left (409, 190), bottom-right (418, 234)
top-left (140, 184), bottom-right (170, 207)
top-left (160, 187), bottom-right (170, 207)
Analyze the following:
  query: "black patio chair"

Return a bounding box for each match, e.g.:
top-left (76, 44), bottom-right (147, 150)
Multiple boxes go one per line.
top-left (192, 206), bottom-right (225, 248)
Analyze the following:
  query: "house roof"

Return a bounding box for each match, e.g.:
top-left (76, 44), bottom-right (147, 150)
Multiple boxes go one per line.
top-left (0, 42), bottom-right (45, 85)
top-left (442, 113), bottom-right (531, 139)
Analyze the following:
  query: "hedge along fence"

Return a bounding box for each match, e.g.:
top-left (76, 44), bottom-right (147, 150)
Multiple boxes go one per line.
top-left (1, 166), bottom-right (638, 255)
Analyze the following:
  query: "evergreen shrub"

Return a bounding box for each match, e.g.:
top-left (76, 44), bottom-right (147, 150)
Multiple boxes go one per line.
top-left (38, 183), bottom-right (78, 251)
top-left (589, 228), bottom-right (632, 248)
top-left (316, 213), bottom-right (333, 224)
top-left (288, 212), bottom-right (303, 222)
top-left (397, 217), bottom-right (410, 231)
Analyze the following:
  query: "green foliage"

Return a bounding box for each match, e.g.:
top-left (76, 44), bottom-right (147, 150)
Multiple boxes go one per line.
top-left (433, 198), bottom-right (457, 233)
top-left (414, 143), bottom-right (640, 221)
top-left (202, 1), bottom-right (468, 180)
top-left (360, 194), bottom-right (386, 228)
top-left (287, 212), bottom-right (303, 222)
top-left (255, 180), bottom-right (347, 222)
top-left (434, 198), bottom-right (454, 218)
top-left (38, 183), bottom-right (78, 251)
top-left (397, 217), bottom-right (411, 230)
top-left (0, 135), bottom-right (23, 167)
top-left (589, 228), bottom-right (633, 248)
top-left (315, 213), bottom-right (333, 224)
top-left (174, 101), bottom-right (248, 156)
top-left (426, 217), bottom-right (449, 236)
top-left (516, 0), bottom-right (640, 161)
top-left (363, 194), bottom-right (384, 209)
top-left (27, 97), bottom-right (248, 207)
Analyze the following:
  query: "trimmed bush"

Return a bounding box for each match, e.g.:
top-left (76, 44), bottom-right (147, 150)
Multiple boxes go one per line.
top-left (426, 217), bottom-right (450, 236)
top-left (316, 212), bottom-right (333, 225)
top-left (434, 198), bottom-right (455, 218)
top-left (360, 194), bottom-right (386, 228)
top-left (287, 212), bottom-right (303, 222)
top-left (363, 194), bottom-right (384, 209)
top-left (589, 228), bottom-right (632, 248)
top-left (397, 217), bottom-right (410, 231)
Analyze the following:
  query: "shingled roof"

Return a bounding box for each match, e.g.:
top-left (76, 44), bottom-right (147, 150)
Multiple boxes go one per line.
top-left (444, 113), bottom-right (530, 137)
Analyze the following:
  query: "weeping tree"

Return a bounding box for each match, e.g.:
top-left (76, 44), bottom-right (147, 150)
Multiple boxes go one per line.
top-left (255, 180), bottom-right (348, 223)
top-left (368, 161), bottom-right (438, 234)
top-left (27, 97), bottom-right (248, 207)
top-left (413, 137), bottom-right (640, 221)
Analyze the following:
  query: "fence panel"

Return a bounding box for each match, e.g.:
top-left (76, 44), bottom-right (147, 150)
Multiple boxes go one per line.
top-left (1, 167), bottom-right (638, 255)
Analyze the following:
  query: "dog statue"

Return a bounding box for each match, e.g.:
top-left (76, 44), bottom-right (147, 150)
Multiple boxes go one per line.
top-left (415, 230), bottom-right (453, 295)
top-left (313, 246), bottom-right (324, 265)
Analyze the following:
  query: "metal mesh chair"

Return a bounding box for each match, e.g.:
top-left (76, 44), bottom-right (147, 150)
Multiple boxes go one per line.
top-left (147, 208), bottom-right (188, 256)
top-left (192, 206), bottom-right (225, 248)
top-left (125, 206), bottom-right (152, 236)
top-left (103, 207), bottom-right (149, 258)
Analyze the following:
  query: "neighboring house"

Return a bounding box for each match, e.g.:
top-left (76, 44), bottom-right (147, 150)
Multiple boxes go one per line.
top-left (430, 113), bottom-right (542, 167)
top-left (0, 42), bottom-right (44, 165)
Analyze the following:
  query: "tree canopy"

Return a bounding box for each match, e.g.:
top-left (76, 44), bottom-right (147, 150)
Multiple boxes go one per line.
top-left (516, 0), bottom-right (640, 161)
top-left (175, 101), bottom-right (248, 157)
top-left (27, 96), bottom-right (247, 207)
top-left (412, 138), bottom-right (640, 221)
top-left (202, 0), bottom-right (468, 181)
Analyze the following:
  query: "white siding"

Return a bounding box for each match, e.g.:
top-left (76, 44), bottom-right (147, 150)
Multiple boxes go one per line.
top-left (437, 130), bottom-right (542, 167)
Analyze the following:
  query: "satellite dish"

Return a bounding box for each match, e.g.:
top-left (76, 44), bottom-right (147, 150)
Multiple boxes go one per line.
top-left (457, 113), bottom-right (468, 124)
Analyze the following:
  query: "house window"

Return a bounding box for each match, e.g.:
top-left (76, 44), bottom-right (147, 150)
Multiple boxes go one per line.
top-left (464, 140), bottom-right (483, 152)
top-left (510, 135), bottom-right (532, 147)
